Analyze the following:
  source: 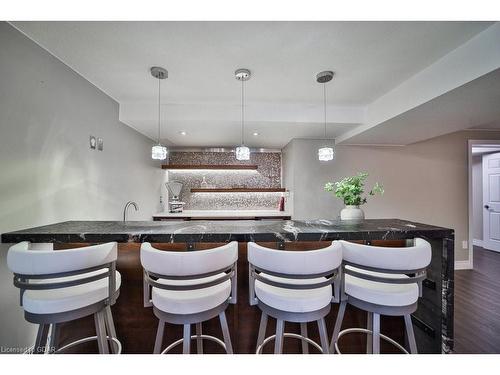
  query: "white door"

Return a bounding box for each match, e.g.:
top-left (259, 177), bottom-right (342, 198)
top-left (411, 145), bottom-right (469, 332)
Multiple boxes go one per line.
top-left (483, 152), bottom-right (500, 252)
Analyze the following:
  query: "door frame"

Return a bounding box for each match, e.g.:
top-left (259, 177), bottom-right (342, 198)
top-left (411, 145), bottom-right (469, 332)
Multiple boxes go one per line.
top-left (467, 140), bottom-right (500, 270)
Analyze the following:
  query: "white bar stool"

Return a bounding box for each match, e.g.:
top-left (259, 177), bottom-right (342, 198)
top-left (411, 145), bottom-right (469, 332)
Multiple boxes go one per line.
top-left (248, 241), bottom-right (342, 354)
top-left (7, 242), bottom-right (121, 354)
top-left (141, 241), bottom-right (238, 354)
top-left (330, 239), bottom-right (431, 354)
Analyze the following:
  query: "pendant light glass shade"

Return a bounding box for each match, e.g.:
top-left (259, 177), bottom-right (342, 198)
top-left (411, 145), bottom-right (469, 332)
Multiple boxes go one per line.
top-left (318, 146), bottom-right (334, 161)
top-left (152, 144), bottom-right (168, 160)
top-left (235, 145), bottom-right (250, 160)
top-left (316, 71), bottom-right (335, 162)
top-left (151, 67), bottom-right (168, 160)
top-left (235, 69), bottom-right (251, 161)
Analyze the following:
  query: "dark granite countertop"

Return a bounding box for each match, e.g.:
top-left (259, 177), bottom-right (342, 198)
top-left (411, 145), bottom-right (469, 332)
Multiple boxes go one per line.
top-left (1, 219), bottom-right (453, 244)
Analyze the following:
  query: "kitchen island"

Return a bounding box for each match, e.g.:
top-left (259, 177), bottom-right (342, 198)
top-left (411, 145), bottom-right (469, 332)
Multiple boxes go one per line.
top-left (1, 219), bottom-right (454, 354)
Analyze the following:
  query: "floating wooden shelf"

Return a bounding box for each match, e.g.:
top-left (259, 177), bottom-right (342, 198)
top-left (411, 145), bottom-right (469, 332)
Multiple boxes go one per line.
top-left (191, 188), bottom-right (286, 193)
top-left (162, 164), bottom-right (258, 170)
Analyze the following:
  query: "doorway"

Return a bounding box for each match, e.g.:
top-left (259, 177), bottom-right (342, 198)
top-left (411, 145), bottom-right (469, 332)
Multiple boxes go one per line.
top-left (468, 140), bottom-right (500, 269)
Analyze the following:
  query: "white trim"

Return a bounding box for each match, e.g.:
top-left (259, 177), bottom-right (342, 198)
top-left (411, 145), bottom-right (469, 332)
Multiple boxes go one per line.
top-left (455, 260), bottom-right (473, 270)
top-left (468, 140), bottom-right (500, 271)
top-left (468, 139), bottom-right (500, 269)
top-left (472, 239), bottom-right (484, 247)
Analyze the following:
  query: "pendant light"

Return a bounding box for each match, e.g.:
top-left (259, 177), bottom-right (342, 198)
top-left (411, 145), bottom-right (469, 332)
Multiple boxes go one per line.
top-left (316, 71), bottom-right (335, 161)
top-left (234, 68), bottom-right (251, 161)
top-left (151, 67), bottom-right (168, 160)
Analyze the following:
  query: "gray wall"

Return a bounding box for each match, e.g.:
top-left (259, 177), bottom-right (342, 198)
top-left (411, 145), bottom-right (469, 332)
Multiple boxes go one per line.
top-left (283, 130), bottom-right (500, 263)
top-left (472, 155), bottom-right (483, 241)
top-left (0, 22), bottom-right (161, 351)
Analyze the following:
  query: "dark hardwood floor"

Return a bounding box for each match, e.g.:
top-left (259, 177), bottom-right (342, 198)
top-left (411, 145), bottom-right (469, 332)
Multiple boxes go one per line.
top-left (454, 246), bottom-right (500, 353)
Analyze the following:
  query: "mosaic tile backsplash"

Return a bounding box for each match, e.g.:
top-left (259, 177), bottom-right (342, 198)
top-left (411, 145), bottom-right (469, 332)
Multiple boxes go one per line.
top-left (167, 151), bottom-right (282, 210)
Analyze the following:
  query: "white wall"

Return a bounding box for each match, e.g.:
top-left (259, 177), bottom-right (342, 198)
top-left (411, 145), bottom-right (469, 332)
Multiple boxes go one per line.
top-left (472, 155), bottom-right (483, 242)
top-left (283, 130), bottom-right (500, 263)
top-left (0, 22), bottom-right (161, 351)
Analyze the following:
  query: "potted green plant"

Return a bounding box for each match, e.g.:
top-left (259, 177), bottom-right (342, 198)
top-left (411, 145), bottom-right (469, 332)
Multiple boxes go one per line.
top-left (324, 172), bottom-right (384, 220)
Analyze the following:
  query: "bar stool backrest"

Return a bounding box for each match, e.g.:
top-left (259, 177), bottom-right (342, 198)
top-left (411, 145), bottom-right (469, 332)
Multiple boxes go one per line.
top-left (140, 242), bottom-right (239, 306)
top-left (141, 241), bottom-right (238, 277)
top-left (7, 242), bottom-right (118, 306)
top-left (248, 241), bottom-right (342, 276)
top-left (247, 241), bottom-right (342, 305)
top-left (340, 239), bottom-right (431, 272)
top-left (339, 239), bottom-right (431, 298)
top-left (8, 242), bottom-right (117, 275)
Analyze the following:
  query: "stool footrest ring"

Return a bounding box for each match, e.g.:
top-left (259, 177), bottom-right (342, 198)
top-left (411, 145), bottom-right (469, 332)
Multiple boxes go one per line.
top-left (334, 328), bottom-right (408, 354)
top-left (57, 335), bottom-right (122, 354)
top-left (161, 334), bottom-right (228, 354)
top-left (256, 333), bottom-right (324, 354)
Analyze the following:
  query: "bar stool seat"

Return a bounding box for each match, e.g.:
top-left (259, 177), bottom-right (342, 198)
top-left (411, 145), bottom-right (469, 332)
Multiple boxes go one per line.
top-left (255, 274), bottom-right (332, 313)
top-left (345, 266), bottom-right (418, 307)
top-left (152, 273), bottom-right (231, 315)
top-left (23, 269), bottom-right (121, 315)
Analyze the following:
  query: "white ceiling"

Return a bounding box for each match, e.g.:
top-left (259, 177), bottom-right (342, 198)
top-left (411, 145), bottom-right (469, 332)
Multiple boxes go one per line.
top-left (343, 68), bottom-right (500, 145)
top-left (11, 21), bottom-right (498, 148)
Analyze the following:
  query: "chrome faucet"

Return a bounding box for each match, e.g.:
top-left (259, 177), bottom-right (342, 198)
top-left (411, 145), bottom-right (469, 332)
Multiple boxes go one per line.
top-left (123, 201), bottom-right (139, 222)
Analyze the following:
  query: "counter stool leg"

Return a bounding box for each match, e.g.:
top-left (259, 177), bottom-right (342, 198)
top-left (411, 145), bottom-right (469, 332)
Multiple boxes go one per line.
top-left (317, 318), bottom-right (329, 354)
top-left (196, 322), bottom-right (203, 354)
top-left (366, 312), bottom-right (373, 354)
top-left (48, 324), bottom-right (59, 353)
top-left (372, 313), bottom-right (380, 354)
top-left (330, 300), bottom-right (346, 353)
top-left (404, 315), bottom-right (418, 354)
top-left (256, 312), bottom-right (268, 352)
top-left (300, 323), bottom-right (309, 354)
top-left (219, 311), bottom-right (233, 354)
top-left (94, 310), bottom-right (109, 354)
top-left (274, 319), bottom-right (285, 354)
top-left (104, 306), bottom-right (118, 354)
top-left (34, 324), bottom-right (49, 354)
top-left (154, 319), bottom-right (165, 354)
top-left (182, 324), bottom-right (191, 354)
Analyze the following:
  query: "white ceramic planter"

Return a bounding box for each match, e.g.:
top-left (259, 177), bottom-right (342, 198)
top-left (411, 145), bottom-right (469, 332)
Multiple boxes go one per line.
top-left (340, 205), bottom-right (365, 221)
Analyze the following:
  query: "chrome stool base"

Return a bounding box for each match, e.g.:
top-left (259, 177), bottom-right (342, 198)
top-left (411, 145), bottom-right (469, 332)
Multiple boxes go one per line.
top-left (161, 334), bottom-right (229, 354)
top-left (334, 328), bottom-right (408, 354)
top-left (256, 333), bottom-right (324, 354)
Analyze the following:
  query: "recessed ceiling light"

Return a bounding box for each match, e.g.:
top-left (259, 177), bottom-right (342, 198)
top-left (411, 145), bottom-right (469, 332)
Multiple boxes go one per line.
top-left (253, 132), bottom-right (259, 136)
top-left (179, 131), bottom-right (187, 136)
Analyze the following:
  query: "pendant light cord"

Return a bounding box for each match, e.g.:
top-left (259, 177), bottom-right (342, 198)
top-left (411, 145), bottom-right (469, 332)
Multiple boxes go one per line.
top-left (323, 82), bottom-right (327, 140)
top-left (241, 78), bottom-right (245, 145)
top-left (157, 75), bottom-right (161, 144)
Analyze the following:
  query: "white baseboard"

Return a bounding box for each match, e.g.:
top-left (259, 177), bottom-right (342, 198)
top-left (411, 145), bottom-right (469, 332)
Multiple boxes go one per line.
top-left (455, 260), bottom-right (473, 270)
top-left (472, 239), bottom-right (484, 247)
